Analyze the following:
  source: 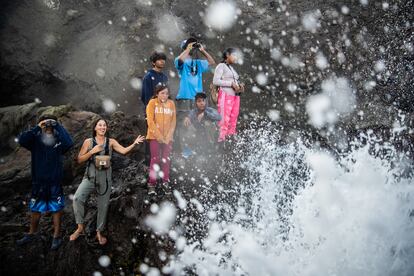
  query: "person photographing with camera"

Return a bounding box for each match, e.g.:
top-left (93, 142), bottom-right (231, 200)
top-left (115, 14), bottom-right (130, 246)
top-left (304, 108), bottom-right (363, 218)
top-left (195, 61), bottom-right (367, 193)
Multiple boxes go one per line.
top-left (69, 118), bottom-right (145, 245)
top-left (213, 48), bottom-right (245, 145)
top-left (17, 114), bottom-right (74, 250)
top-left (174, 37), bottom-right (216, 156)
top-left (175, 37), bottom-right (216, 103)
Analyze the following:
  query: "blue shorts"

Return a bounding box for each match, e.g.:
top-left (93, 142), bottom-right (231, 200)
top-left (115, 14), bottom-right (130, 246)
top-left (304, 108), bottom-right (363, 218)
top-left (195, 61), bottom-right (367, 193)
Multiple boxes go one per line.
top-left (29, 196), bottom-right (65, 213)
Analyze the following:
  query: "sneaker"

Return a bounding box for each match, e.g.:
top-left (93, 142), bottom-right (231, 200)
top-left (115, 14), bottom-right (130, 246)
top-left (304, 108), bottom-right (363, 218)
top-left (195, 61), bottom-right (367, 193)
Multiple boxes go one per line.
top-left (51, 237), bottom-right (62, 250)
top-left (182, 147), bottom-right (193, 159)
top-left (148, 186), bottom-right (157, 195)
top-left (162, 182), bottom-right (172, 195)
top-left (16, 233), bottom-right (35, 246)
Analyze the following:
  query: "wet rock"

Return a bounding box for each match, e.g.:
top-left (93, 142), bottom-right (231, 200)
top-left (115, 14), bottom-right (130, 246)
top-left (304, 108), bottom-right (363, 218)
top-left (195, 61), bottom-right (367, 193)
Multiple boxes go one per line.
top-left (0, 103), bottom-right (156, 275)
top-left (0, 102), bottom-right (39, 152)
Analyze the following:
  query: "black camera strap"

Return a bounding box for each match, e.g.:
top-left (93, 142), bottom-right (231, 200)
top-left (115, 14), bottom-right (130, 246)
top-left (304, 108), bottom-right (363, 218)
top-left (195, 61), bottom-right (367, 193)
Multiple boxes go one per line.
top-left (224, 62), bottom-right (237, 84)
top-left (224, 62), bottom-right (242, 96)
top-left (190, 47), bottom-right (200, 76)
top-left (86, 137), bottom-right (110, 196)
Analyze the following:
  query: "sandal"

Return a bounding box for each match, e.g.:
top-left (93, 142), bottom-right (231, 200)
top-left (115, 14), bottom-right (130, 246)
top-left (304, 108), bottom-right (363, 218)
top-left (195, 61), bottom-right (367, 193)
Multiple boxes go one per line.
top-left (69, 229), bottom-right (84, 241)
top-left (96, 232), bottom-right (107, 246)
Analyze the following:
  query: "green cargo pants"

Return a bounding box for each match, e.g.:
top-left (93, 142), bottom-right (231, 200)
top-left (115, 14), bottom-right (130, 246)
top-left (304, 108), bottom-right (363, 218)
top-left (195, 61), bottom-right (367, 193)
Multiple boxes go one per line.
top-left (72, 177), bottom-right (111, 232)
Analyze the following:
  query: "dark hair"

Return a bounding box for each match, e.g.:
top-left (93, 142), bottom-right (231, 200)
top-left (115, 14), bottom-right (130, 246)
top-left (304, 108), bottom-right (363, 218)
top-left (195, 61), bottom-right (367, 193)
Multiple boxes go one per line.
top-left (195, 92), bottom-right (207, 100)
top-left (150, 52), bottom-right (167, 64)
top-left (181, 37), bottom-right (198, 50)
top-left (222, 48), bottom-right (236, 63)
top-left (92, 117), bottom-right (110, 138)
top-left (153, 83), bottom-right (169, 98)
top-left (38, 114), bottom-right (58, 124)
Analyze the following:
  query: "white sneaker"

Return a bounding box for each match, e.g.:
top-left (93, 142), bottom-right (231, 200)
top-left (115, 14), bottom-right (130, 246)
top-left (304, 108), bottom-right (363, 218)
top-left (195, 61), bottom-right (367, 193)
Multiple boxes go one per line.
top-left (162, 182), bottom-right (171, 195)
top-left (148, 186), bottom-right (157, 195)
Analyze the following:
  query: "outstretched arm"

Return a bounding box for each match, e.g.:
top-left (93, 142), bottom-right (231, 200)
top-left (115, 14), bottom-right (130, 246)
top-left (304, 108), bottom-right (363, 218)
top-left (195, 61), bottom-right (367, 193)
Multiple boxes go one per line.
top-left (110, 135), bottom-right (145, 155)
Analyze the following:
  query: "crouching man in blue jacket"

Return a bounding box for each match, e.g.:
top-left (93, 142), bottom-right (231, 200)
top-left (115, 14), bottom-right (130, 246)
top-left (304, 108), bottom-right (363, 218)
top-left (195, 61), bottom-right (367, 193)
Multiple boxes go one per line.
top-left (182, 92), bottom-right (221, 158)
top-left (17, 114), bottom-right (73, 250)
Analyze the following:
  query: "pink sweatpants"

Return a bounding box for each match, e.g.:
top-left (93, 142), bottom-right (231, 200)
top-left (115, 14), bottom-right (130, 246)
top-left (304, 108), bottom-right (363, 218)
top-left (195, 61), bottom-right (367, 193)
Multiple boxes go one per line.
top-left (148, 140), bottom-right (172, 186)
top-left (217, 89), bottom-right (240, 142)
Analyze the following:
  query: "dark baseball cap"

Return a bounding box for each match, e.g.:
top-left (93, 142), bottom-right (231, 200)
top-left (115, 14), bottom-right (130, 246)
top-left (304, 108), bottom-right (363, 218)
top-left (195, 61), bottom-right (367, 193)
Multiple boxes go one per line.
top-left (181, 37), bottom-right (198, 50)
top-left (38, 114), bottom-right (57, 124)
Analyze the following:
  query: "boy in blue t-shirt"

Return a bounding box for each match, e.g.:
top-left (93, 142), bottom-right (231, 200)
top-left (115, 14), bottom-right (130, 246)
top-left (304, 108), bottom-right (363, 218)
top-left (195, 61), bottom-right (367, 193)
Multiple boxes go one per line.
top-left (174, 37), bottom-right (215, 103)
top-left (174, 37), bottom-right (215, 154)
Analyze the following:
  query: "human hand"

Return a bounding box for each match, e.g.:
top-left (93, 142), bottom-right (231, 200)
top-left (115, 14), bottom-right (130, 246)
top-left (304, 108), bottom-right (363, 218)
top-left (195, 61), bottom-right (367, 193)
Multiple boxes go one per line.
top-left (232, 82), bottom-right (240, 91)
top-left (197, 112), bottom-right (204, 122)
top-left (184, 117), bottom-right (191, 127)
top-left (38, 120), bottom-right (47, 128)
top-left (134, 135), bottom-right (145, 145)
top-left (187, 42), bottom-right (196, 51)
top-left (91, 144), bottom-right (104, 154)
top-left (38, 119), bottom-right (57, 128)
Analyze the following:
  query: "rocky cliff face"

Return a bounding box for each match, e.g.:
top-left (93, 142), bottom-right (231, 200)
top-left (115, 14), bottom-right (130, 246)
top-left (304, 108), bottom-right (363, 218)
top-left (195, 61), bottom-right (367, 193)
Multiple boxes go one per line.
top-left (0, 0), bottom-right (413, 275)
top-left (0, 102), bottom-right (240, 275)
top-left (0, 104), bottom-right (173, 275)
top-left (1, 0), bottom-right (413, 126)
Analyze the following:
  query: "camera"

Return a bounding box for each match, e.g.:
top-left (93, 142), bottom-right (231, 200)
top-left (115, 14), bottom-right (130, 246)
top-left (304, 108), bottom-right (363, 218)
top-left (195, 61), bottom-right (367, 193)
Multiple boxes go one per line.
top-left (193, 42), bottom-right (201, 49)
top-left (44, 120), bottom-right (57, 128)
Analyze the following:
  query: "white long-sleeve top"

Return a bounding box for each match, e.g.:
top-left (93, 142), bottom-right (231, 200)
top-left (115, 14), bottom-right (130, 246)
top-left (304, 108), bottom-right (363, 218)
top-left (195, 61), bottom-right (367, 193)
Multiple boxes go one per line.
top-left (213, 63), bottom-right (240, 96)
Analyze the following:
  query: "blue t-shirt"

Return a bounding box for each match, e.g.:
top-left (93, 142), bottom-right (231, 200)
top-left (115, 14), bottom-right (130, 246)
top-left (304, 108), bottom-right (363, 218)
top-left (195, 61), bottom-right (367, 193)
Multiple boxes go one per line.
top-left (174, 57), bottom-right (210, 100)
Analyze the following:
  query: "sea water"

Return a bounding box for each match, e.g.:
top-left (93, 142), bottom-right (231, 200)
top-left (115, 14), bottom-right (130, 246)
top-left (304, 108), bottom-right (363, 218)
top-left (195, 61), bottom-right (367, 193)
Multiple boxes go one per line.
top-left (146, 126), bottom-right (414, 276)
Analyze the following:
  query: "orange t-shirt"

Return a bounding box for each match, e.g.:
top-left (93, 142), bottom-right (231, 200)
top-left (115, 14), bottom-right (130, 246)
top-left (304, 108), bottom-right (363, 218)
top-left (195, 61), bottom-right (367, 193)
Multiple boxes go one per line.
top-left (146, 98), bottom-right (176, 143)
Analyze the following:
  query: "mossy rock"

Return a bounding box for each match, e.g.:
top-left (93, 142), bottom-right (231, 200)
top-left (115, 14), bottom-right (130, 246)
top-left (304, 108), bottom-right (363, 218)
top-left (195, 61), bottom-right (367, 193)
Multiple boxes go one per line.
top-left (37, 104), bottom-right (75, 119)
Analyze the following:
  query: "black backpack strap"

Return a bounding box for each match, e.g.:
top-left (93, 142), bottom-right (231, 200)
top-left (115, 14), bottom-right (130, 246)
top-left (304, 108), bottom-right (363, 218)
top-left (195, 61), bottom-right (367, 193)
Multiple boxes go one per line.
top-left (104, 137), bottom-right (109, 155)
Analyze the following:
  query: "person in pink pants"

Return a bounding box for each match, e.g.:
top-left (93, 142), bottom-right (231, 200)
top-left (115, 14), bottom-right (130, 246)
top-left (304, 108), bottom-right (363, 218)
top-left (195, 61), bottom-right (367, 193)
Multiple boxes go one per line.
top-left (213, 48), bottom-right (244, 143)
top-left (146, 84), bottom-right (176, 195)
top-left (148, 141), bottom-right (172, 186)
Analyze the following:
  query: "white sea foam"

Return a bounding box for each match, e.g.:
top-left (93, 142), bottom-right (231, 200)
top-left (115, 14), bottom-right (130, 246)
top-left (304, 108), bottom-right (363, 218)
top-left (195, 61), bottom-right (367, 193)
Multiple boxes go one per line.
top-left (148, 126), bottom-right (414, 276)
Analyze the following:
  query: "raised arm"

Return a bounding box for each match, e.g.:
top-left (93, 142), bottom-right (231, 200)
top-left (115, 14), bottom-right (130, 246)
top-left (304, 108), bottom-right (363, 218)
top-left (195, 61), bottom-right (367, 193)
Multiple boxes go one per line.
top-left (110, 135), bottom-right (145, 155)
top-left (177, 44), bottom-right (192, 63)
top-left (18, 126), bottom-right (41, 151)
top-left (199, 45), bottom-right (216, 66)
top-left (213, 64), bottom-right (233, 87)
top-left (54, 123), bottom-right (74, 154)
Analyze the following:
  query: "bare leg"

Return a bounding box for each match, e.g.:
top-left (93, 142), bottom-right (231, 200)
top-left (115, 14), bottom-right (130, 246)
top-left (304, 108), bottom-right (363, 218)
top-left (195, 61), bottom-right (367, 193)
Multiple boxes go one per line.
top-left (52, 211), bottom-right (62, 238)
top-left (29, 212), bottom-right (41, 234)
top-left (69, 224), bottom-right (85, 241)
top-left (96, 231), bottom-right (107, 245)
